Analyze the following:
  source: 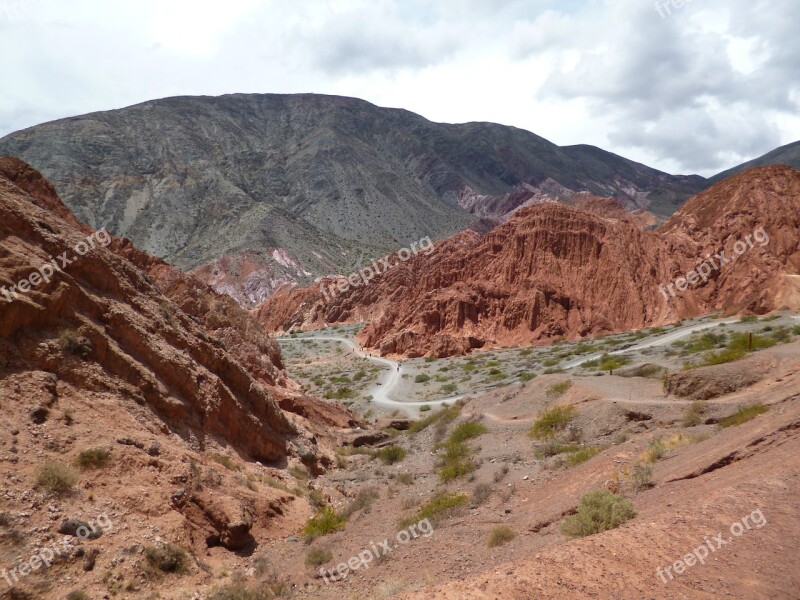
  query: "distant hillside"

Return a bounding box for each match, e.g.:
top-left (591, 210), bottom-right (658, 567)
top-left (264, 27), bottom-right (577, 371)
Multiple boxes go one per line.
top-left (0, 93), bottom-right (708, 305)
top-left (710, 141), bottom-right (800, 183)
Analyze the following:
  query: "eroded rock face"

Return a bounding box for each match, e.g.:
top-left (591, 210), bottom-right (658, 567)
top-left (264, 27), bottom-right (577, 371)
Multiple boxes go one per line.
top-left (0, 157), bottom-right (296, 462)
top-left (256, 166), bottom-right (800, 358)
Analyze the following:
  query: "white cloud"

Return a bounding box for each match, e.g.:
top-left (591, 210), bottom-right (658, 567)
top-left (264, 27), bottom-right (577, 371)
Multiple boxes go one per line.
top-left (0, 0), bottom-right (797, 176)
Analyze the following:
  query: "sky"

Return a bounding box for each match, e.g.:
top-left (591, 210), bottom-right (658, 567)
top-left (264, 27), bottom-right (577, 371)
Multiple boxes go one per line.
top-left (0, 0), bottom-right (798, 176)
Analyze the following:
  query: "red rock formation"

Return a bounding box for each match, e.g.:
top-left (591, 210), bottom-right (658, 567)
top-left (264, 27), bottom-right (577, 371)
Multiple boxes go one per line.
top-left (0, 158), bottom-right (362, 462)
top-left (256, 166), bottom-right (800, 358)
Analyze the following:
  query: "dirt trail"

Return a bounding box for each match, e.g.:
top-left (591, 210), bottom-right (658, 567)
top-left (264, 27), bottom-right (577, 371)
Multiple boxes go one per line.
top-left (278, 335), bottom-right (463, 416)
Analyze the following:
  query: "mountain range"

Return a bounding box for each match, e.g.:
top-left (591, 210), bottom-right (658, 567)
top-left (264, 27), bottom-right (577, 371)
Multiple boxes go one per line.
top-left (258, 165), bottom-right (800, 357)
top-left (6, 94), bottom-right (796, 306)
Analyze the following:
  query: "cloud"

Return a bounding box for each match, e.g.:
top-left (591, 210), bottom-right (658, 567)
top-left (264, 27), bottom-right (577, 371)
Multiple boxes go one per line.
top-left (520, 0), bottom-right (799, 171)
top-left (0, 0), bottom-right (797, 176)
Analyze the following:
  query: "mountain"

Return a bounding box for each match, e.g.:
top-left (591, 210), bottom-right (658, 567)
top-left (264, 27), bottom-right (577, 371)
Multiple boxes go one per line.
top-left (710, 140), bottom-right (800, 183)
top-left (0, 93), bottom-right (708, 305)
top-left (257, 166), bottom-right (800, 357)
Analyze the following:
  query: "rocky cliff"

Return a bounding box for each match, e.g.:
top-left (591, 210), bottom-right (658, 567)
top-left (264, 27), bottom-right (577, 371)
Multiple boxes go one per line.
top-left (257, 166), bottom-right (800, 357)
top-left (0, 93), bottom-right (707, 304)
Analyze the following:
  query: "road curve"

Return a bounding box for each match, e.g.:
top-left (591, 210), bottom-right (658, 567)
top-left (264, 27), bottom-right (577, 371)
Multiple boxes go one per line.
top-left (277, 336), bottom-right (462, 416)
top-left (562, 318), bottom-right (740, 370)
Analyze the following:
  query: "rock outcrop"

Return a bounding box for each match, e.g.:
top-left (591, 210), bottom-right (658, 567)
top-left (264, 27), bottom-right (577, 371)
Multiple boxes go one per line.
top-left (256, 166), bottom-right (800, 357)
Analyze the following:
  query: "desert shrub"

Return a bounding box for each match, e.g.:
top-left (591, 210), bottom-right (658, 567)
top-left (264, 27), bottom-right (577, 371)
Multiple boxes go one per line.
top-left (210, 453), bottom-right (240, 471)
top-left (408, 403), bottom-right (461, 434)
top-left (307, 489), bottom-right (327, 510)
top-left (418, 404), bottom-right (431, 412)
top-left (414, 374), bottom-right (431, 383)
top-left (739, 315), bottom-right (758, 323)
top-left (66, 593), bottom-right (90, 600)
top-left (641, 438), bottom-right (665, 463)
top-left (493, 465), bottom-right (509, 483)
top-left (398, 492), bottom-right (467, 528)
top-left (207, 582), bottom-right (275, 600)
top-left (792, 325), bottom-right (800, 336)
top-left (683, 401), bottom-right (706, 427)
top-left (424, 356), bottom-right (436, 362)
top-left (374, 446), bottom-right (407, 465)
top-left (529, 406), bottom-right (576, 440)
top-left (631, 463), bottom-right (653, 491)
top-left (324, 386), bottom-right (355, 400)
top-left (441, 383), bottom-right (457, 393)
top-left (719, 404), bottom-right (769, 428)
top-left (596, 354), bottom-right (631, 371)
top-left (449, 422), bottom-right (487, 443)
top-left (542, 357), bottom-right (559, 367)
top-left (534, 441), bottom-right (581, 458)
top-left (439, 458), bottom-right (476, 482)
top-left (58, 329), bottom-right (93, 358)
top-left (519, 348), bottom-right (532, 356)
top-left (77, 448), bottom-right (110, 469)
top-left (36, 461), bottom-right (78, 494)
top-left (397, 473), bottom-right (414, 485)
top-left (305, 547), bottom-right (333, 567)
top-left (566, 446), bottom-right (600, 466)
top-left (487, 525), bottom-right (516, 547)
top-left (518, 371), bottom-right (536, 382)
top-left (546, 380), bottom-right (572, 397)
top-left (560, 490), bottom-right (637, 537)
top-left (144, 543), bottom-right (187, 574)
top-left (341, 487), bottom-right (380, 519)
top-left (302, 507), bottom-right (346, 540)
top-left (471, 483), bottom-right (493, 505)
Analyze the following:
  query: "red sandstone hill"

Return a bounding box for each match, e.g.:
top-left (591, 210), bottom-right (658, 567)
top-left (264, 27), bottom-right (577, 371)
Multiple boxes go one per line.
top-left (0, 159), bottom-right (368, 571)
top-left (256, 166), bottom-right (800, 358)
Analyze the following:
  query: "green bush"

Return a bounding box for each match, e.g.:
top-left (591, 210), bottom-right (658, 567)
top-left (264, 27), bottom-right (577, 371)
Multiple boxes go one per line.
top-left (529, 406), bottom-right (576, 439)
top-left (323, 386), bottom-right (355, 400)
top-left (414, 374), bottom-right (431, 383)
top-left (449, 422), bottom-right (487, 443)
top-left (631, 463), bottom-right (653, 491)
top-left (77, 448), bottom-right (110, 469)
top-left (408, 403), bottom-right (461, 434)
top-left (739, 315), bottom-right (758, 323)
top-left (302, 507), bottom-right (346, 540)
top-left (641, 438), bottom-right (665, 463)
top-left (424, 356), bottom-right (436, 362)
top-left (719, 404), bottom-right (769, 428)
top-left (207, 582), bottom-right (275, 600)
top-left (566, 446), bottom-right (600, 466)
top-left (144, 543), bottom-right (188, 574)
top-left (487, 525), bottom-right (516, 547)
top-left (441, 383), bottom-right (458, 393)
top-left (560, 490), bottom-right (637, 537)
top-left (58, 329), bottom-right (93, 358)
top-left (519, 371), bottom-right (536, 382)
top-left (210, 453), bottom-right (240, 471)
top-left (305, 547), bottom-right (333, 567)
top-left (66, 593), bottom-right (89, 600)
top-left (36, 461), bottom-right (78, 493)
top-left (534, 441), bottom-right (582, 458)
top-left (546, 380), bottom-right (572, 397)
top-left (399, 492), bottom-right (467, 528)
top-left (418, 404), bottom-right (431, 412)
top-left (374, 446), bottom-right (407, 465)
